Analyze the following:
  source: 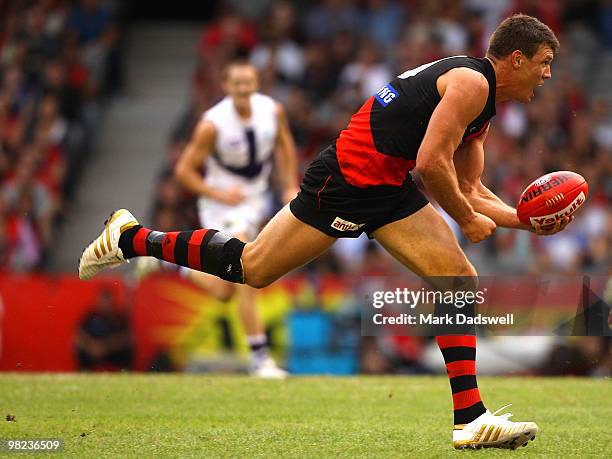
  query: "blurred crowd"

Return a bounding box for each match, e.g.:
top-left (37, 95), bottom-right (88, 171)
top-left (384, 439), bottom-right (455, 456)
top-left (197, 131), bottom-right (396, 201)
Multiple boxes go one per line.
top-left (0, 0), bottom-right (123, 271)
top-left (2, 1), bottom-right (610, 274)
top-left (152, 0), bottom-right (612, 277)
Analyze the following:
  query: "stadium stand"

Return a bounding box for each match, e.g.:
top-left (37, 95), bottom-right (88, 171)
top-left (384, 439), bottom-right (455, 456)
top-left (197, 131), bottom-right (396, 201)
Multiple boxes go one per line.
top-left (0, 0), bottom-right (124, 271)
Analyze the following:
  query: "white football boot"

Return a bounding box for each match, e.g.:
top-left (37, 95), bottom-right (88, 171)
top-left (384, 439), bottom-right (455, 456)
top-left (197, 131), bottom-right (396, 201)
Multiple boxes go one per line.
top-left (249, 357), bottom-right (288, 379)
top-left (453, 404), bottom-right (538, 449)
top-left (78, 209), bottom-right (140, 280)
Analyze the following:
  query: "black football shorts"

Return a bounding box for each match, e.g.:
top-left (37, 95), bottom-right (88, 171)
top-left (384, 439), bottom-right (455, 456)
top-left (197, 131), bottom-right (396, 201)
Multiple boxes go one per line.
top-left (289, 152), bottom-right (429, 238)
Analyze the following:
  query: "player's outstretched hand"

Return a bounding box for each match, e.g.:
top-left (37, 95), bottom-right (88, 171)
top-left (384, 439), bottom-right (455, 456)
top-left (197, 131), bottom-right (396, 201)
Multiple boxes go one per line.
top-left (530, 215), bottom-right (573, 235)
top-left (460, 213), bottom-right (497, 243)
top-left (215, 187), bottom-right (246, 206)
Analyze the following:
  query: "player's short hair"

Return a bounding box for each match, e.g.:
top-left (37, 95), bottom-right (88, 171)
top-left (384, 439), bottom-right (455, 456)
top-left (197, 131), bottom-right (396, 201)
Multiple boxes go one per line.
top-left (222, 59), bottom-right (257, 81)
top-left (487, 14), bottom-right (559, 59)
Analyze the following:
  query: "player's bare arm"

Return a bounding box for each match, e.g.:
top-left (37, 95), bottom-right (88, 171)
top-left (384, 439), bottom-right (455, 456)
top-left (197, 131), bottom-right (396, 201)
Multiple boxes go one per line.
top-left (455, 132), bottom-right (524, 228)
top-left (415, 68), bottom-right (496, 243)
top-left (274, 103), bottom-right (299, 204)
top-left (454, 130), bottom-right (572, 235)
top-left (174, 120), bottom-right (245, 205)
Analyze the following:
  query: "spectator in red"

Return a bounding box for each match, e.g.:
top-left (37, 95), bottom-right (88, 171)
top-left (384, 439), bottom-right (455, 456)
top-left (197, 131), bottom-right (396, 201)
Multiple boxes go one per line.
top-left (198, 6), bottom-right (258, 62)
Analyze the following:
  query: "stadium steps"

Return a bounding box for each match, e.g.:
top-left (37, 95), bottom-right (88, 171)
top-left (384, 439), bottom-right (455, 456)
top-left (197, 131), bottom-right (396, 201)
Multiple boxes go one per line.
top-left (50, 23), bottom-right (202, 272)
top-left (589, 51), bottom-right (612, 103)
top-left (564, 25), bottom-right (612, 102)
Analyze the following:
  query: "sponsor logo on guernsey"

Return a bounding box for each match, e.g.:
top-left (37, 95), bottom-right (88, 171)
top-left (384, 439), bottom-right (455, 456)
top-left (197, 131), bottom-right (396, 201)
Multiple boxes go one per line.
top-left (529, 192), bottom-right (586, 226)
top-left (375, 84), bottom-right (399, 107)
top-left (331, 217), bottom-right (365, 232)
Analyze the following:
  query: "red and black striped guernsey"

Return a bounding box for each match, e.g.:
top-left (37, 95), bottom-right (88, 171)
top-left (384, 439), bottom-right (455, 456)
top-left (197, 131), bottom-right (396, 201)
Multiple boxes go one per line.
top-left (321, 56), bottom-right (496, 191)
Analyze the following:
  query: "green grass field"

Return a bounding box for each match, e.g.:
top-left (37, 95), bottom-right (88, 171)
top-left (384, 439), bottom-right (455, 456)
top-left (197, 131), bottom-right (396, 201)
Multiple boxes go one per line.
top-left (0, 374), bottom-right (610, 458)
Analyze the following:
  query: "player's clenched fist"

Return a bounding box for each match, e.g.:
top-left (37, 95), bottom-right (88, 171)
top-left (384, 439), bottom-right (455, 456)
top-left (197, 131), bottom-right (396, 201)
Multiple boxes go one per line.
top-left (460, 213), bottom-right (496, 243)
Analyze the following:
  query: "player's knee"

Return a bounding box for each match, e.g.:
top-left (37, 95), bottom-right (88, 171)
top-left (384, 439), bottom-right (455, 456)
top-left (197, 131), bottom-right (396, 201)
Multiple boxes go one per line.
top-left (458, 262), bottom-right (477, 278)
top-left (243, 260), bottom-right (277, 289)
top-left (245, 274), bottom-right (274, 289)
top-left (241, 244), bottom-right (278, 289)
top-left (432, 259), bottom-right (478, 288)
top-left (442, 256), bottom-right (477, 277)
top-left (457, 261), bottom-right (479, 290)
top-left (430, 261), bottom-right (478, 294)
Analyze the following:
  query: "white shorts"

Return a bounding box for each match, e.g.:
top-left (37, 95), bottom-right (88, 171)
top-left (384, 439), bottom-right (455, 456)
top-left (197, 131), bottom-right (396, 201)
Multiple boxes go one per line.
top-left (197, 193), bottom-right (270, 241)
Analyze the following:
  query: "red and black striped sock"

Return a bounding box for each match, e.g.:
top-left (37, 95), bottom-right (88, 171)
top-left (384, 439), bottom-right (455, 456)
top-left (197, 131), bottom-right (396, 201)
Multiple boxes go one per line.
top-left (436, 335), bottom-right (486, 426)
top-left (118, 225), bottom-right (246, 283)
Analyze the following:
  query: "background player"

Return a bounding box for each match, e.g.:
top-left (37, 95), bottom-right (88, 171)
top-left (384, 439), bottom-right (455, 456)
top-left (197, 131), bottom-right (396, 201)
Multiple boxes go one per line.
top-left (142, 61), bottom-right (298, 378)
top-left (81, 15), bottom-right (569, 449)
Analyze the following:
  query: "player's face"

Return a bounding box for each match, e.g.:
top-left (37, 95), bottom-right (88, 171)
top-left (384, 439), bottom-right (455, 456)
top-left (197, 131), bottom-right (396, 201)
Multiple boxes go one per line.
top-left (516, 45), bottom-right (554, 103)
top-left (224, 65), bottom-right (259, 107)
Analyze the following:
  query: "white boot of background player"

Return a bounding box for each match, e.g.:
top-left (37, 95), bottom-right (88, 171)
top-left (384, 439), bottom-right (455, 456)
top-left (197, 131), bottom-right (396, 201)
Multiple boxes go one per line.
top-left (247, 334), bottom-right (287, 379)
